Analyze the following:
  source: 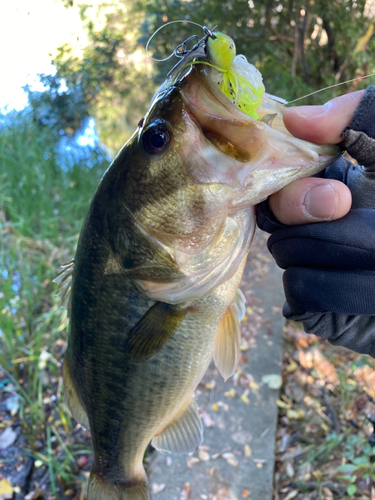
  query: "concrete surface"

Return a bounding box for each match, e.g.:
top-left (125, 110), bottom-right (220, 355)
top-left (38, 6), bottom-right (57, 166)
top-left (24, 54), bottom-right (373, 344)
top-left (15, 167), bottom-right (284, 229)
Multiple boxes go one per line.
top-left (149, 231), bottom-right (285, 500)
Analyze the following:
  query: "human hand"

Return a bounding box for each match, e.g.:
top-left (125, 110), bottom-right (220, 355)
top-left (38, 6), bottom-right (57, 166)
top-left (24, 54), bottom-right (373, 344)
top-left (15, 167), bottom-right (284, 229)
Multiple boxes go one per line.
top-left (256, 87), bottom-right (375, 358)
top-left (267, 91), bottom-right (365, 225)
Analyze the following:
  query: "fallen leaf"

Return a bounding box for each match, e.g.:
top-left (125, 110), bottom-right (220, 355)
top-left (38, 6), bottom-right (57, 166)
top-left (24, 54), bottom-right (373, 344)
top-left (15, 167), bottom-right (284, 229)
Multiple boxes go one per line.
top-left (241, 490), bottom-right (251, 499)
top-left (248, 380), bottom-right (260, 391)
top-left (224, 388), bottom-right (236, 399)
top-left (286, 461), bottom-right (294, 478)
top-left (0, 479), bottom-right (13, 499)
top-left (225, 456), bottom-right (238, 467)
top-left (286, 360), bottom-right (298, 372)
top-left (284, 491), bottom-right (298, 500)
top-left (262, 374), bottom-right (282, 390)
top-left (201, 411), bottom-right (215, 428)
top-left (186, 456), bottom-right (200, 468)
top-left (322, 486), bottom-right (334, 499)
top-left (5, 395), bottom-right (19, 415)
top-left (0, 427), bottom-right (16, 450)
top-left (286, 409), bottom-right (305, 419)
top-left (198, 449), bottom-right (210, 461)
top-left (205, 380), bottom-right (216, 390)
top-left (276, 399), bottom-right (290, 409)
top-left (240, 394), bottom-right (250, 405)
top-left (312, 470), bottom-right (323, 479)
top-left (152, 483), bottom-right (166, 494)
top-left (180, 482), bottom-right (191, 500)
top-left (244, 445), bottom-right (252, 457)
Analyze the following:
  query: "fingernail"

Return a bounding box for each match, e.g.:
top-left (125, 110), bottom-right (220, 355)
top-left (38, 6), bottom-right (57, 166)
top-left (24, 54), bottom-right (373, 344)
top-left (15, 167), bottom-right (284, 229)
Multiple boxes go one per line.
top-left (290, 101), bottom-right (332, 119)
top-left (303, 184), bottom-right (337, 220)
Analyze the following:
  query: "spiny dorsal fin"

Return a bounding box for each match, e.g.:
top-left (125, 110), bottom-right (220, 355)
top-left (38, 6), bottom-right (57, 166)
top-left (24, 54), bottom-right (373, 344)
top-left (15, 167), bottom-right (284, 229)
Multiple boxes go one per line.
top-left (213, 302), bottom-right (241, 381)
top-left (53, 260), bottom-right (74, 315)
top-left (126, 302), bottom-right (188, 363)
top-left (152, 398), bottom-right (203, 455)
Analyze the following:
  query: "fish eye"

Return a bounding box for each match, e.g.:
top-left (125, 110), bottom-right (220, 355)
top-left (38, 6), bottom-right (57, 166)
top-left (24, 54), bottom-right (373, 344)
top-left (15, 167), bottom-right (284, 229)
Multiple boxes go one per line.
top-left (142, 125), bottom-right (171, 155)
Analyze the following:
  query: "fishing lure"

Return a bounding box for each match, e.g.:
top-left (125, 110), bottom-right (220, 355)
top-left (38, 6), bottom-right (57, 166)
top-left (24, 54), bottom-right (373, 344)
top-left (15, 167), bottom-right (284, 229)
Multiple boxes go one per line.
top-left (147, 22), bottom-right (266, 119)
top-left (205, 31), bottom-right (265, 119)
top-left (148, 21), bottom-right (375, 114)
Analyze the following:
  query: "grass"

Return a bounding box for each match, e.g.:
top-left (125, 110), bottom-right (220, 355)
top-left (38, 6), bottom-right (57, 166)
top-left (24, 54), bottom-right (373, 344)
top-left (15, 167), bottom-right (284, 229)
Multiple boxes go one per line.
top-left (0, 109), bottom-right (109, 498)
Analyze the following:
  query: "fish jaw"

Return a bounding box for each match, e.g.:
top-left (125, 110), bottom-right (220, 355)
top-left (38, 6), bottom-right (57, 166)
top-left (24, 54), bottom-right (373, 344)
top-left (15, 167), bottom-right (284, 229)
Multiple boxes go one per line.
top-left (180, 65), bottom-right (339, 204)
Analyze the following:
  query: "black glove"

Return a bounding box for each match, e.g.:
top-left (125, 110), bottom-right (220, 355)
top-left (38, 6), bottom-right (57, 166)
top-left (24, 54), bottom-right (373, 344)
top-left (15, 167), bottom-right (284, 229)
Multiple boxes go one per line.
top-left (257, 86), bottom-right (375, 357)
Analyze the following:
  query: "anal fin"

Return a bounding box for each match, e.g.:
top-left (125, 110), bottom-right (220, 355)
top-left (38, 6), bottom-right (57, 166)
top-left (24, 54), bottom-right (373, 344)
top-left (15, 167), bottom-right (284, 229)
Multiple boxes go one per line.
top-left (151, 399), bottom-right (203, 455)
top-left (62, 357), bottom-right (89, 429)
top-left (213, 302), bottom-right (241, 381)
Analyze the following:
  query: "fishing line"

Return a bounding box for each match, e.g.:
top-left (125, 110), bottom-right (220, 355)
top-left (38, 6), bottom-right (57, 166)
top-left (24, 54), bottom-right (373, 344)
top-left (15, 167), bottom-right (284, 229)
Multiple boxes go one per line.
top-left (146, 20), bottom-right (207, 62)
top-left (287, 73), bottom-right (375, 104)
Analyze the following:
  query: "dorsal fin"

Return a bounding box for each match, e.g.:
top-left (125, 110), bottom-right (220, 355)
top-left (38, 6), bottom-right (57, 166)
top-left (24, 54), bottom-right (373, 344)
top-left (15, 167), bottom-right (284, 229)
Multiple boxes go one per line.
top-left (53, 260), bottom-right (74, 315)
top-left (213, 302), bottom-right (241, 381)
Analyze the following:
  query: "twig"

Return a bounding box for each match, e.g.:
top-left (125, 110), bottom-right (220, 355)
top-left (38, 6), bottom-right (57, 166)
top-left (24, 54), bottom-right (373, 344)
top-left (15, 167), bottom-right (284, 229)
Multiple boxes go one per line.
top-left (322, 391), bottom-right (341, 434)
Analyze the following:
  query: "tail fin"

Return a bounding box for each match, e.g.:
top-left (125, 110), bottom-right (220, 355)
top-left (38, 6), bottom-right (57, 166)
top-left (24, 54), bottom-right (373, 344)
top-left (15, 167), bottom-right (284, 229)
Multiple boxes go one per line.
top-left (87, 471), bottom-right (151, 500)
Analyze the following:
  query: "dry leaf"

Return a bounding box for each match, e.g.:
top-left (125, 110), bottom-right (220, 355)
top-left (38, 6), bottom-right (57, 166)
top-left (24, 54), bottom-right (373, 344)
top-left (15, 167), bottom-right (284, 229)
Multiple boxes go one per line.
top-left (286, 409), bottom-right (305, 419)
top-left (186, 456), bottom-right (200, 468)
top-left (240, 394), bottom-right (250, 405)
top-left (201, 411), bottom-right (215, 428)
top-left (0, 479), bottom-right (13, 500)
top-left (276, 399), bottom-right (290, 409)
top-left (152, 483), bottom-right (166, 494)
top-left (0, 426), bottom-right (16, 450)
top-left (262, 374), bottom-right (282, 390)
top-left (286, 360), bottom-right (298, 372)
top-left (248, 380), bottom-right (260, 391)
top-left (224, 388), bottom-right (236, 399)
top-left (322, 487), bottom-right (334, 500)
top-left (286, 462), bottom-right (294, 478)
top-left (284, 491), bottom-right (298, 500)
top-left (180, 482), bottom-right (191, 500)
top-left (223, 452), bottom-right (238, 467)
top-left (241, 490), bottom-right (251, 498)
top-left (198, 449), bottom-right (210, 461)
top-left (244, 445), bottom-right (252, 457)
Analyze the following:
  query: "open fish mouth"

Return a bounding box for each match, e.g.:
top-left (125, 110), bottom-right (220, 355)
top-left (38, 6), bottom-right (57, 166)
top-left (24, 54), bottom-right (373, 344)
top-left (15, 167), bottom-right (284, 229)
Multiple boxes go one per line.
top-left (180, 64), bottom-right (338, 167)
top-left (181, 66), bottom-right (267, 163)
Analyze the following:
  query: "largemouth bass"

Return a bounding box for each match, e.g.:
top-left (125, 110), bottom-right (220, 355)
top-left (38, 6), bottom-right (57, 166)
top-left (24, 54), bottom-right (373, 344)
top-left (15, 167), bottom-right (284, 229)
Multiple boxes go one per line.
top-left (55, 34), bottom-right (337, 500)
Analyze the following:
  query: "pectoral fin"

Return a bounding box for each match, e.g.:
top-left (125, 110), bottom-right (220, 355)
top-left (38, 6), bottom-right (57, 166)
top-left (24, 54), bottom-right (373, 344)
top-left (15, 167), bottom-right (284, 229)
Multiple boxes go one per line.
top-left (152, 399), bottom-right (203, 455)
top-left (213, 302), bottom-right (241, 381)
top-left (126, 302), bottom-right (187, 363)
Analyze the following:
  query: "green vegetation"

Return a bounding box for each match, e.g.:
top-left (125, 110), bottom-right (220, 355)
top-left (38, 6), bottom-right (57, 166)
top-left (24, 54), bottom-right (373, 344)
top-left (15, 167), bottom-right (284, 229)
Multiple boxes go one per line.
top-left (0, 110), bottom-right (108, 498)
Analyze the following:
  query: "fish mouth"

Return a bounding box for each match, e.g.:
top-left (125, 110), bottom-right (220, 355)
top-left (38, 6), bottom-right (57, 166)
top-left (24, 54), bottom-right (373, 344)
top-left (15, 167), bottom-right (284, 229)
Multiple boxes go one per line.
top-left (181, 66), bottom-right (265, 162)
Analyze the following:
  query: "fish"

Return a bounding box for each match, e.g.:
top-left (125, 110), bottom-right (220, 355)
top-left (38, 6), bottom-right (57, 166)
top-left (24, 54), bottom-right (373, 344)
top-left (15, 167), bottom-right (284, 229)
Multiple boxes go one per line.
top-left (54, 35), bottom-right (338, 500)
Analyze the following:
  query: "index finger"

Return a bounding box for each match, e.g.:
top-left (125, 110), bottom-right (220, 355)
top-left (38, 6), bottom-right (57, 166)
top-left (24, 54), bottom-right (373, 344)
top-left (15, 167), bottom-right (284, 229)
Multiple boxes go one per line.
top-left (283, 90), bottom-right (365, 144)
